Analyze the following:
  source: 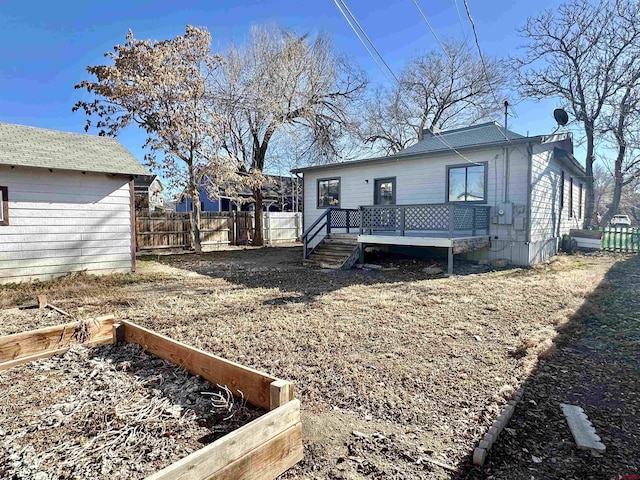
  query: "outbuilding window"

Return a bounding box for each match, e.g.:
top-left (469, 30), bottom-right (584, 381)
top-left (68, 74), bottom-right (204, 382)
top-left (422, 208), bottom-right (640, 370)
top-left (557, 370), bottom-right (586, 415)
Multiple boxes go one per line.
top-left (569, 177), bottom-right (574, 218)
top-left (0, 186), bottom-right (8, 226)
top-left (447, 163), bottom-right (487, 203)
top-left (317, 177), bottom-right (340, 208)
top-left (579, 183), bottom-right (583, 218)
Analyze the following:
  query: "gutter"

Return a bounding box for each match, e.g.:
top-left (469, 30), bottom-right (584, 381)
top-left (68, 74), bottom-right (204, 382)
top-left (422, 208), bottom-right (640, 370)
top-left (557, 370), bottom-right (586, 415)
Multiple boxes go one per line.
top-left (526, 142), bottom-right (533, 246)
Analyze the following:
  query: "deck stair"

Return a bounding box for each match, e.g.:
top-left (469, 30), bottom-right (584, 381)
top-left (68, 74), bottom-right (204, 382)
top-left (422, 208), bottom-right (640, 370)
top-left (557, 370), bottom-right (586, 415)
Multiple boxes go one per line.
top-left (303, 234), bottom-right (359, 270)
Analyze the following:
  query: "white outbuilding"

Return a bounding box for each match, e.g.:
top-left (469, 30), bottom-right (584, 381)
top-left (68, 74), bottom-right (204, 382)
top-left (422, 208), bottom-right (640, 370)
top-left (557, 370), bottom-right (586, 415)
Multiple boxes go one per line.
top-left (0, 122), bottom-right (149, 283)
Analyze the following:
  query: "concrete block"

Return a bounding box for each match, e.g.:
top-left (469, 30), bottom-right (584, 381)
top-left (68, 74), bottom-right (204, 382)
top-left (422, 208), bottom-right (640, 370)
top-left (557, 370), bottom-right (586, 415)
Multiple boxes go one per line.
top-left (473, 448), bottom-right (487, 465)
top-left (503, 404), bottom-right (515, 420)
top-left (483, 433), bottom-right (495, 447)
top-left (488, 426), bottom-right (500, 437)
top-left (479, 440), bottom-right (491, 451)
top-left (560, 403), bottom-right (606, 453)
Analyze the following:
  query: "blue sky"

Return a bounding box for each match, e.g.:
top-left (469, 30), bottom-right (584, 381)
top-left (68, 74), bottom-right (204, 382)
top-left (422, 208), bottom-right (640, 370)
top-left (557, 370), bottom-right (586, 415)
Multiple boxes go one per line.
top-left (0, 0), bottom-right (569, 179)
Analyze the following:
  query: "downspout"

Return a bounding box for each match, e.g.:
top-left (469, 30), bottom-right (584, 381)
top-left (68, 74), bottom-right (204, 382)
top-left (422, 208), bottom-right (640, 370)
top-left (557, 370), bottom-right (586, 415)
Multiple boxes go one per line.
top-left (503, 146), bottom-right (510, 203)
top-left (526, 142), bottom-right (533, 245)
top-left (294, 172), bottom-right (303, 241)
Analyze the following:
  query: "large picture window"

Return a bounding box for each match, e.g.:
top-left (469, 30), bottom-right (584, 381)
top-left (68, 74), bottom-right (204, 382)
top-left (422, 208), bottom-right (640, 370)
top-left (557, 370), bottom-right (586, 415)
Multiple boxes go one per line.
top-left (447, 163), bottom-right (487, 203)
top-left (317, 177), bottom-right (340, 208)
top-left (0, 186), bottom-right (8, 226)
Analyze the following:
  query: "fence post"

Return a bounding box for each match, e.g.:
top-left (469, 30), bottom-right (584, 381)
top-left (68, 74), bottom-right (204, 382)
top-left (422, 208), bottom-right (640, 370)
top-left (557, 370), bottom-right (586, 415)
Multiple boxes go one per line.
top-left (400, 206), bottom-right (405, 236)
top-left (327, 209), bottom-right (332, 234)
top-left (472, 208), bottom-right (477, 236)
top-left (448, 204), bottom-right (455, 238)
top-left (346, 210), bottom-right (350, 234)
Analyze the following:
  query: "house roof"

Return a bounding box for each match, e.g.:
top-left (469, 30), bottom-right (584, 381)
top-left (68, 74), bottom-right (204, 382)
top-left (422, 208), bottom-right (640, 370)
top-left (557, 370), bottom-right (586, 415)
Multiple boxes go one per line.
top-left (0, 122), bottom-right (149, 176)
top-left (292, 122), bottom-right (542, 174)
top-left (402, 122), bottom-right (525, 155)
top-left (134, 174), bottom-right (162, 189)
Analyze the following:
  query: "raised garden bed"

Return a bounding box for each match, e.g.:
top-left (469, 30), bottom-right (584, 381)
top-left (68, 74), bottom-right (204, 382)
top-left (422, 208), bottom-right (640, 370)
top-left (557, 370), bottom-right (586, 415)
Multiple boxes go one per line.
top-left (0, 316), bottom-right (302, 480)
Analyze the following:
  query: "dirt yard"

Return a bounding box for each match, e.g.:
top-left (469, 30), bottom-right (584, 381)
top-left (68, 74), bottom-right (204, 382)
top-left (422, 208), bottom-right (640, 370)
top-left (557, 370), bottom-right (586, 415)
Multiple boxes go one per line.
top-left (0, 246), bottom-right (637, 479)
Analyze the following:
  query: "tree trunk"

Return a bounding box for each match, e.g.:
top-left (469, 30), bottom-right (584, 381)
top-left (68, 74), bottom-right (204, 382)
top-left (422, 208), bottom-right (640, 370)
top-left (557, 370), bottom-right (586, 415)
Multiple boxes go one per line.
top-left (583, 122), bottom-right (596, 228)
top-left (188, 163), bottom-right (202, 253)
top-left (602, 143), bottom-right (626, 226)
top-left (253, 187), bottom-right (264, 246)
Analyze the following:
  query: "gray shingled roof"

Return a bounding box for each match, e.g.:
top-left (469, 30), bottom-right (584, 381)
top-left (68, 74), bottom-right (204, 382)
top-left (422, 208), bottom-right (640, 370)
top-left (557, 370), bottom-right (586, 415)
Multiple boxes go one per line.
top-left (399, 122), bottom-right (525, 155)
top-left (0, 122), bottom-right (149, 176)
top-left (292, 122), bottom-right (535, 173)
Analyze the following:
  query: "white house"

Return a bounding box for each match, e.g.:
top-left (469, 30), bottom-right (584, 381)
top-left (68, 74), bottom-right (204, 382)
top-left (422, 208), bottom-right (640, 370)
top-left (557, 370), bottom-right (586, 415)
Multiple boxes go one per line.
top-left (293, 122), bottom-right (586, 273)
top-left (134, 174), bottom-right (166, 211)
top-left (0, 122), bottom-right (149, 283)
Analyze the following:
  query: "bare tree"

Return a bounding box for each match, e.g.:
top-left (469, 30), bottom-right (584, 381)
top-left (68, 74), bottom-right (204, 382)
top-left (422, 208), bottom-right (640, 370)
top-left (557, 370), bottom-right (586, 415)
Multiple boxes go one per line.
top-left (593, 163), bottom-right (614, 225)
top-left (621, 180), bottom-right (640, 225)
top-left (210, 26), bottom-right (366, 245)
top-left (515, 0), bottom-right (640, 227)
top-left (360, 41), bottom-right (510, 155)
top-left (599, 66), bottom-right (640, 224)
top-left (74, 26), bottom-right (224, 253)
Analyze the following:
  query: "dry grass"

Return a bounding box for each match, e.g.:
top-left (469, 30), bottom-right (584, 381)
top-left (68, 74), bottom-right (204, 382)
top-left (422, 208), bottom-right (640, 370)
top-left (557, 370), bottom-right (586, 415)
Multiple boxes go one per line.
top-left (0, 247), bottom-right (621, 479)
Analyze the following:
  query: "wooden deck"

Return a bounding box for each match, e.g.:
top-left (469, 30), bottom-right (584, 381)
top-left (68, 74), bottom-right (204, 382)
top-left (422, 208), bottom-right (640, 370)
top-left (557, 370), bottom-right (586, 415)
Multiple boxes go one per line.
top-left (302, 204), bottom-right (493, 274)
top-left (357, 233), bottom-right (490, 254)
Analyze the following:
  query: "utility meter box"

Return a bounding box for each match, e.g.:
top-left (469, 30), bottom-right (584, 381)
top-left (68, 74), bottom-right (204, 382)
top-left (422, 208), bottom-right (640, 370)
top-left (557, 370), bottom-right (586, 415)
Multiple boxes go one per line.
top-left (491, 203), bottom-right (513, 225)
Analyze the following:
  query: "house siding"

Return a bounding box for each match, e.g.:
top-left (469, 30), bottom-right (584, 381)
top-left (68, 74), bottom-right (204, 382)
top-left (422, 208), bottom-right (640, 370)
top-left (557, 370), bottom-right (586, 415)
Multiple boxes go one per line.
top-left (529, 144), bottom-right (584, 263)
top-left (303, 146), bottom-right (533, 263)
top-left (0, 166), bottom-right (133, 283)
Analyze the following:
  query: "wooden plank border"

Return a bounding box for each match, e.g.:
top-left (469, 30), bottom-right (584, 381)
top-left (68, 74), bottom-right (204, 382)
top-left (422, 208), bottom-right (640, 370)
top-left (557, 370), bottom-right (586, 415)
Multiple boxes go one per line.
top-left (0, 315), bottom-right (115, 369)
top-left (0, 317), bottom-right (303, 479)
top-left (120, 321), bottom-right (279, 411)
top-left (146, 400), bottom-right (302, 480)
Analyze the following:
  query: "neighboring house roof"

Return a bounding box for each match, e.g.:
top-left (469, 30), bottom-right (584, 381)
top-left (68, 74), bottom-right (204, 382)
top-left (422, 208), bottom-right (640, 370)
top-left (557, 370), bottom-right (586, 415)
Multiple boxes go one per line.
top-left (292, 122), bottom-right (576, 174)
top-left (179, 173), bottom-right (299, 203)
top-left (134, 174), bottom-right (163, 190)
top-left (0, 122), bottom-right (149, 176)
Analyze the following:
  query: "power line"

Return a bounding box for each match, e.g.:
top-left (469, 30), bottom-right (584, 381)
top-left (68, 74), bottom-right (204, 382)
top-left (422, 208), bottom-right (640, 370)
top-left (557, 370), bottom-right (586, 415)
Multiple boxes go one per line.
top-left (458, 0), bottom-right (515, 143)
top-left (461, 0), bottom-right (501, 108)
top-left (333, 0), bottom-right (484, 165)
top-left (331, 0), bottom-right (394, 86)
top-left (412, 0), bottom-right (453, 63)
top-left (336, 0), bottom-right (399, 84)
top-left (412, 0), bottom-right (514, 144)
top-left (453, 0), bottom-right (470, 46)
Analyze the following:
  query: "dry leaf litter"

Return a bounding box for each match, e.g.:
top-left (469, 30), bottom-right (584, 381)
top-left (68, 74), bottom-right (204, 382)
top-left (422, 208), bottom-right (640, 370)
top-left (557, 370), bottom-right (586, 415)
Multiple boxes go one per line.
top-left (0, 343), bottom-right (263, 480)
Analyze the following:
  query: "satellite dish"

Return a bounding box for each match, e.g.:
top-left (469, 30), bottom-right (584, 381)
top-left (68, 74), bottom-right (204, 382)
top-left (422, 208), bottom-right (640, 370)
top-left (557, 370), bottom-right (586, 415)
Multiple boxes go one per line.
top-left (553, 108), bottom-right (569, 126)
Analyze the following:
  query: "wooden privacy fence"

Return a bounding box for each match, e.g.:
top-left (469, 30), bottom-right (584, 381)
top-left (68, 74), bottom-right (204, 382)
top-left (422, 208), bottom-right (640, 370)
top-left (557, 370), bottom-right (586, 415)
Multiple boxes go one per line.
top-left (600, 226), bottom-right (640, 253)
top-left (136, 211), bottom-right (302, 250)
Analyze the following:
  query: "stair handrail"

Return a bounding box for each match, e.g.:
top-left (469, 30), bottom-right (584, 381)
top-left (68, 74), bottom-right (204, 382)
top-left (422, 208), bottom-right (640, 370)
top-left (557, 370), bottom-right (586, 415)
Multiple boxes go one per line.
top-left (302, 208), bottom-right (332, 258)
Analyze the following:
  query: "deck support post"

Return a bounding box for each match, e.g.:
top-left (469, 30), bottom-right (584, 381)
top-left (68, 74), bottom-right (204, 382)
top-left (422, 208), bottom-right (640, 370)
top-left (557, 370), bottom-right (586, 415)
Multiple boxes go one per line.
top-left (447, 246), bottom-right (453, 275)
top-left (359, 243), bottom-right (365, 264)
